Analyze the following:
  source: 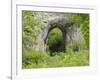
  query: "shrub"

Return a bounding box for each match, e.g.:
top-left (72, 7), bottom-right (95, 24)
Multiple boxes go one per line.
top-left (22, 48), bottom-right (89, 69)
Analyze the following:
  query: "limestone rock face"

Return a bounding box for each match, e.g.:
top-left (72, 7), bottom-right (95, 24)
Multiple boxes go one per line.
top-left (66, 24), bottom-right (83, 45)
top-left (32, 12), bottom-right (83, 52)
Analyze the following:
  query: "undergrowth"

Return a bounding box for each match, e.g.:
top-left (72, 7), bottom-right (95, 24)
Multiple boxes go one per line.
top-left (22, 48), bottom-right (89, 69)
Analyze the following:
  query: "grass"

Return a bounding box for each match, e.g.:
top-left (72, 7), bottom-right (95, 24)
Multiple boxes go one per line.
top-left (22, 48), bottom-right (89, 69)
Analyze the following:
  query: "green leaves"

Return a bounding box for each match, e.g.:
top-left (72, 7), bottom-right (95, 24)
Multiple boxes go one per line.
top-left (22, 12), bottom-right (90, 69)
top-left (22, 48), bottom-right (89, 69)
top-left (47, 28), bottom-right (64, 53)
top-left (70, 13), bottom-right (89, 48)
top-left (22, 11), bottom-right (46, 49)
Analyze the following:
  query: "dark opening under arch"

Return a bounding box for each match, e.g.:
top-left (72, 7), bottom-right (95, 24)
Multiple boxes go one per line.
top-left (45, 24), bottom-right (66, 55)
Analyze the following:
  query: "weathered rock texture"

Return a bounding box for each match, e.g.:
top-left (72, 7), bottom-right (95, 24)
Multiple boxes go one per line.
top-left (32, 12), bottom-right (83, 52)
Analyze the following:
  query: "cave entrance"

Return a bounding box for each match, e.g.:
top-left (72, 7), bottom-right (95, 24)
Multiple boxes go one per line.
top-left (46, 27), bottom-right (66, 55)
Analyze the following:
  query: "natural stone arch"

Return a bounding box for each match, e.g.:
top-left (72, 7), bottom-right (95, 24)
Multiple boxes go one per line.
top-left (35, 15), bottom-right (83, 52)
top-left (42, 16), bottom-right (74, 52)
top-left (45, 25), bottom-right (67, 52)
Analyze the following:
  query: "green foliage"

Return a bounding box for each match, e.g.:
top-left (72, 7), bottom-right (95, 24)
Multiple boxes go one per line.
top-left (22, 11), bottom-right (45, 49)
top-left (61, 50), bottom-right (89, 66)
top-left (22, 11), bottom-right (89, 69)
top-left (47, 28), bottom-right (64, 53)
top-left (22, 48), bottom-right (89, 69)
top-left (70, 13), bottom-right (89, 48)
top-left (22, 48), bottom-right (48, 68)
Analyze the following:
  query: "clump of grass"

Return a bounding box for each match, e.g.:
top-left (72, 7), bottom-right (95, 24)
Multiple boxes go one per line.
top-left (22, 48), bottom-right (89, 69)
top-left (22, 48), bottom-right (49, 68)
top-left (61, 50), bottom-right (89, 67)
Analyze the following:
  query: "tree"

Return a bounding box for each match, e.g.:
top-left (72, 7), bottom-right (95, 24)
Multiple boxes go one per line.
top-left (22, 11), bottom-right (45, 49)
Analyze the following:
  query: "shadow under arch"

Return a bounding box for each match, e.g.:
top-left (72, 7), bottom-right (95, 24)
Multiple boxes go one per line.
top-left (44, 23), bottom-right (67, 54)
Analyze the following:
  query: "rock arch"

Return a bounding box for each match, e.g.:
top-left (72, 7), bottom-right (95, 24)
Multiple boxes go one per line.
top-left (45, 25), bottom-right (66, 52)
top-left (42, 16), bottom-right (74, 52)
top-left (34, 15), bottom-right (83, 52)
